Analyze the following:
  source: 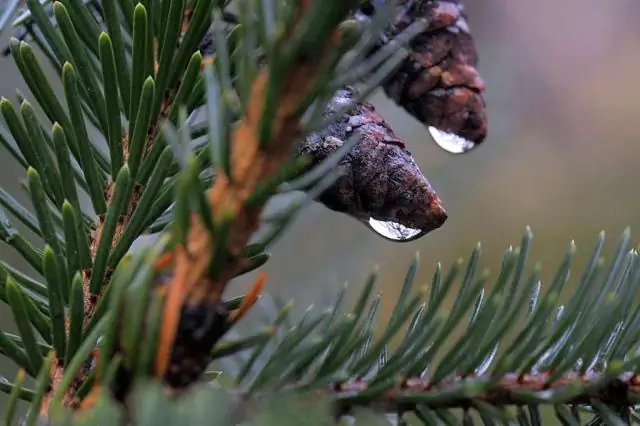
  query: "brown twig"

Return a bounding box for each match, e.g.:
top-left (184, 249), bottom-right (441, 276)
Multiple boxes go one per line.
top-left (331, 372), bottom-right (640, 414)
top-left (154, 1), bottom-right (348, 381)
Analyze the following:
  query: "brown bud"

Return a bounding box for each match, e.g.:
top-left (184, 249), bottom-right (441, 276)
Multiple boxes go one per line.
top-left (162, 300), bottom-right (230, 389)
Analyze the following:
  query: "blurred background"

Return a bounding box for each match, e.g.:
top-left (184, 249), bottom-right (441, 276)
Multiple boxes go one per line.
top-left (1, 0), bottom-right (640, 421)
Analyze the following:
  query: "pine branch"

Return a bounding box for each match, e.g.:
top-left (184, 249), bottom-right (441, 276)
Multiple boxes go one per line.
top-left (32, 1), bottom-right (202, 412)
top-left (149, 0), bottom-right (364, 390)
top-left (208, 228), bottom-right (640, 425)
top-left (0, 0), bottom-right (449, 418)
top-left (12, 1), bottom-right (638, 426)
top-left (332, 372), bottom-right (640, 413)
top-left (0, 0), bottom-right (230, 416)
top-left (19, 220), bottom-right (631, 426)
top-left (8, 227), bottom-right (636, 425)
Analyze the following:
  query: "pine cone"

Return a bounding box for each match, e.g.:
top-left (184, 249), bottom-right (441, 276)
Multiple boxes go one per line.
top-left (300, 87), bottom-right (447, 242)
top-left (358, 0), bottom-right (488, 153)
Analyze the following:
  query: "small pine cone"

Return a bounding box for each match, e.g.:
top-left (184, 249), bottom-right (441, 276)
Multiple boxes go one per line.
top-left (358, 0), bottom-right (488, 150)
top-left (300, 87), bottom-right (447, 241)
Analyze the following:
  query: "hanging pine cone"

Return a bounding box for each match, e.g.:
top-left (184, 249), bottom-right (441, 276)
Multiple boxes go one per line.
top-left (299, 87), bottom-right (448, 242)
top-left (358, 0), bottom-right (488, 153)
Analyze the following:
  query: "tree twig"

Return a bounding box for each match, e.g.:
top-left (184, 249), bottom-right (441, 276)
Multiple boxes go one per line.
top-left (154, 0), bottom-right (352, 387)
top-left (331, 372), bottom-right (640, 415)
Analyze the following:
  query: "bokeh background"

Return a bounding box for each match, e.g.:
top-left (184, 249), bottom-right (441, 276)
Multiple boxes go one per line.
top-left (1, 0), bottom-right (640, 422)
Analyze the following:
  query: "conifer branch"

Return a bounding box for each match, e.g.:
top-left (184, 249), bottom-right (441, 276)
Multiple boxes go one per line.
top-left (0, 0), bottom-right (436, 416)
top-left (204, 228), bottom-right (640, 425)
top-left (37, 6), bottom-right (204, 416)
top-left (9, 1), bottom-right (640, 426)
top-left (154, 0), bottom-right (361, 386)
top-left (331, 372), bottom-right (640, 413)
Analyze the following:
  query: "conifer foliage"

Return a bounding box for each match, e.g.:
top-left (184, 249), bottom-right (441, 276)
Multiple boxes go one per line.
top-left (0, 1), bottom-right (637, 425)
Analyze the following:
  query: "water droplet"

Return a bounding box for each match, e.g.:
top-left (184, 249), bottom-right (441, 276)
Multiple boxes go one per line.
top-left (428, 126), bottom-right (477, 154)
top-left (366, 218), bottom-right (427, 242)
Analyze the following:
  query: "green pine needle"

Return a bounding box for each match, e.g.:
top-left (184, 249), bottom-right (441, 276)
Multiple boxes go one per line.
top-left (6, 277), bottom-right (44, 376)
top-left (88, 165), bottom-right (131, 295)
top-left (99, 32), bottom-right (124, 178)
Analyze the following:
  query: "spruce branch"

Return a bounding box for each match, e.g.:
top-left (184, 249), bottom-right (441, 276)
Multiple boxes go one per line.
top-left (209, 228), bottom-right (640, 425)
top-left (8, 228), bottom-right (635, 425)
top-left (0, 0), bottom-right (230, 416)
top-left (153, 0), bottom-right (371, 386)
top-left (7, 1), bottom-right (631, 425)
top-left (0, 0), bottom-right (440, 418)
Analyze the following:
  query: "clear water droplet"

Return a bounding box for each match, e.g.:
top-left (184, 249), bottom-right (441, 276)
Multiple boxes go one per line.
top-left (428, 126), bottom-right (477, 154)
top-left (366, 218), bottom-right (427, 242)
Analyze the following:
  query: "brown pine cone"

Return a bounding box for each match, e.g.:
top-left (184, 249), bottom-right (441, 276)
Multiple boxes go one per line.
top-left (300, 87), bottom-right (447, 242)
top-left (358, 0), bottom-right (488, 153)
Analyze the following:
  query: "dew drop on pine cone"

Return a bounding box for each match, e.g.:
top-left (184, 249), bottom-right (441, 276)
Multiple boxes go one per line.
top-left (367, 218), bottom-right (426, 241)
top-left (428, 126), bottom-right (477, 154)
